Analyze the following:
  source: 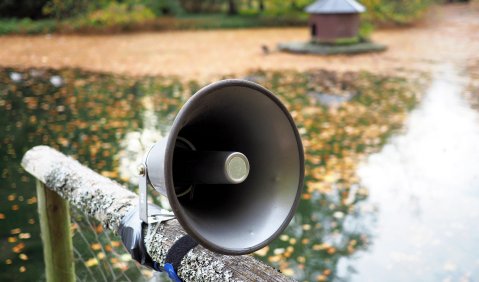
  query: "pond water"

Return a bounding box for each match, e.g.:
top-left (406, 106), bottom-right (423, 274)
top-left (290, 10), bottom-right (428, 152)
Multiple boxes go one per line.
top-left (1, 66), bottom-right (476, 282)
top-left (338, 65), bottom-right (479, 282)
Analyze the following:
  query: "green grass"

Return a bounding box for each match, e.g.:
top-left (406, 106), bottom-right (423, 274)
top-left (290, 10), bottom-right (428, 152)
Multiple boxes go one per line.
top-left (162, 14), bottom-right (307, 30)
top-left (0, 13), bottom-right (307, 35)
top-left (0, 18), bottom-right (56, 35)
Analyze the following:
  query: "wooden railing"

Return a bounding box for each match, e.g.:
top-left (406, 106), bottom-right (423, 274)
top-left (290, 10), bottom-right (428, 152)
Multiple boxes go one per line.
top-left (22, 145), bottom-right (295, 282)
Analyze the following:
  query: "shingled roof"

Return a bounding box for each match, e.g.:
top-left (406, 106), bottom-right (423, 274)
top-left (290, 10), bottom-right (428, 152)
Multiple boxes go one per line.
top-left (305, 0), bottom-right (366, 14)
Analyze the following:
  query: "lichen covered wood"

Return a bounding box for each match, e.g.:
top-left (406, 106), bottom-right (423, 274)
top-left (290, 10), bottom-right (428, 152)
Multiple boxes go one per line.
top-left (22, 145), bottom-right (295, 282)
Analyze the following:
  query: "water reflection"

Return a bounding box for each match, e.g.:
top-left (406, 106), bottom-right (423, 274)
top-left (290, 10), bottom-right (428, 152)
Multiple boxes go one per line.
top-left (341, 65), bottom-right (479, 282)
top-left (118, 96), bottom-right (165, 186)
top-left (0, 68), bottom-right (158, 281)
top-left (0, 67), bottom-right (426, 281)
top-left (247, 70), bottom-right (425, 281)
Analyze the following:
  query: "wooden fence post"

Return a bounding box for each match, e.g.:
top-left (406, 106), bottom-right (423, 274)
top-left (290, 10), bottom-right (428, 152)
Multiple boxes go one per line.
top-left (36, 180), bottom-right (76, 282)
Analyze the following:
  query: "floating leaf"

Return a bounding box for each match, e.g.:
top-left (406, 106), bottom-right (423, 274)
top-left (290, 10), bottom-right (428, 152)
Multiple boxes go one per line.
top-left (12, 243), bottom-right (25, 253)
top-left (27, 196), bottom-right (37, 204)
top-left (281, 268), bottom-right (294, 276)
top-left (95, 224), bottom-right (103, 234)
top-left (18, 233), bottom-right (31, 239)
top-left (90, 243), bottom-right (102, 251)
top-left (85, 258), bottom-right (99, 267)
top-left (254, 246), bottom-right (269, 257)
top-left (110, 241), bottom-right (121, 248)
top-left (10, 228), bottom-right (21, 235)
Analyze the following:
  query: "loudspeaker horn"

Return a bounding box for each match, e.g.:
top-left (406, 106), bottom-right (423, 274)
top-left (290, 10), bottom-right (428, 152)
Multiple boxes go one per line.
top-left (138, 79), bottom-right (304, 255)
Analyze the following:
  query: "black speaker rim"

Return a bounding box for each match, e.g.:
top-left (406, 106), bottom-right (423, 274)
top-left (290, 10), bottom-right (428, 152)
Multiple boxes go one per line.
top-left (164, 79), bottom-right (305, 255)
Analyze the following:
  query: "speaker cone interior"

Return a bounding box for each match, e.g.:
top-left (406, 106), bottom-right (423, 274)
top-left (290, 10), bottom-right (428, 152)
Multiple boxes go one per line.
top-left (145, 79), bottom-right (304, 255)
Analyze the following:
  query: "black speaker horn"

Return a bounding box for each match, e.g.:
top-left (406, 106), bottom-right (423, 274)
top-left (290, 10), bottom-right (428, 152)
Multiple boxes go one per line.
top-left (138, 79), bottom-right (304, 255)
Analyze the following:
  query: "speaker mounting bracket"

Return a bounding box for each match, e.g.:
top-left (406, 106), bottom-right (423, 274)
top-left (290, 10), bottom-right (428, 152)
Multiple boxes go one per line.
top-left (138, 163), bottom-right (149, 223)
top-left (138, 162), bottom-right (175, 224)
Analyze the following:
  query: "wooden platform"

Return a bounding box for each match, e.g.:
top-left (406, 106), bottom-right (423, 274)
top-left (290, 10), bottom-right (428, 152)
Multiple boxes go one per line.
top-left (278, 41), bottom-right (387, 55)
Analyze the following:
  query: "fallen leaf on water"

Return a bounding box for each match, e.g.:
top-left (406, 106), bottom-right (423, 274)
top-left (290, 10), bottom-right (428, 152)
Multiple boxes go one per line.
top-left (327, 247), bottom-right (336, 255)
top-left (10, 228), bottom-right (21, 235)
top-left (312, 243), bottom-right (330, 251)
top-left (18, 233), bottom-right (31, 239)
top-left (90, 243), bottom-right (102, 251)
top-left (273, 248), bottom-right (285, 255)
top-left (111, 241), bottom-right (121, 247)
top-left (268, 255), bottom-right (281, 263)
top-left (12, 243), bottom-right (25, 253)
top-left (316, 274), bottom-right (327, 281)
top-left (113, 262), bottom-right (128, 270)
top-left (27, 197), bottom-right (37, 204)
top-left (95, 224), bottom-right (103, 234)
top-left (97, 252), bottom-right (105, 260)
top-left (281, 268), bottom-right (295, 276)
top-left (254, 246), bottom-right (269, 257)
top-left (85, 258), bottom-right (99, 267)
top-left (302, 193), bottom-right (312, 200)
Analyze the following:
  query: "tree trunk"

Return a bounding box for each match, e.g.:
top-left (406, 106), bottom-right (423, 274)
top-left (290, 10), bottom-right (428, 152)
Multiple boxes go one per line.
top-left (259, 0), bottom-right (265, 12)
top-left (228, 0), bottom-right (238, 15)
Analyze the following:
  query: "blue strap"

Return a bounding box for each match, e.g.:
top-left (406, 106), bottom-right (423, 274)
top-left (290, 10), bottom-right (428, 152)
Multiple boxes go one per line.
top-left (164, 263), bottom-right (182, 282)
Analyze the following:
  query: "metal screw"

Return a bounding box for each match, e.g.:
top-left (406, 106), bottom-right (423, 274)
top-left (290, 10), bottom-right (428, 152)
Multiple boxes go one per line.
top-left (138, 164), bottom-right (146, 176)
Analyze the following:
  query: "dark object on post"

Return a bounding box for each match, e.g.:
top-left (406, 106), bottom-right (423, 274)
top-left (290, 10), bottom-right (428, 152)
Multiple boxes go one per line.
top-left (119, 204), bottom-right (195, 281)
top-left (140, 79), bottom-right (305, 255)
top-left (305, 0), bottom-right (365, 43)
top-left (119, 205), bottom-right (163, 270)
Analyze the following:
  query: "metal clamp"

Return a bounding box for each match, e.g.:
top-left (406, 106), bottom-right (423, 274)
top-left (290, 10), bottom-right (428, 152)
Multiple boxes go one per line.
top-left (138, 163), bottom-right (149, 223)
top-left (138, 162), bottom-right (175, 224)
